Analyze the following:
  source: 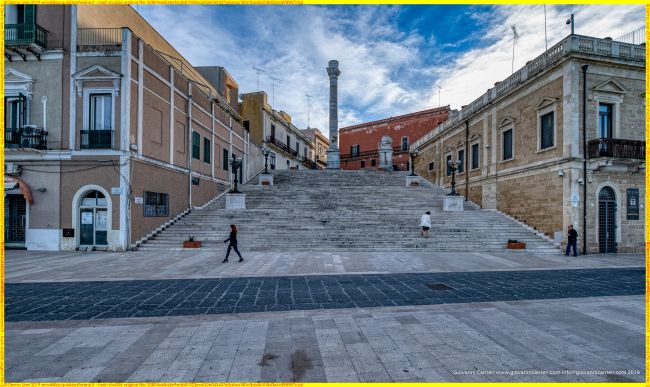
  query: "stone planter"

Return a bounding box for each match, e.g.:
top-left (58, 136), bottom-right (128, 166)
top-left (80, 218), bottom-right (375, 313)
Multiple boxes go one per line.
top-left (507, 242), bottom-right (526, 249)
top-left (183, 240), bottom-right (201, 248)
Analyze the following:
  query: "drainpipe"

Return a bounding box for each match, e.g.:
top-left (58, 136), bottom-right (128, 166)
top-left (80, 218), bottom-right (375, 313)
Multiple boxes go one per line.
top-left (582, 64), bottom-right (588, 255)
top-left (188, 87), bottom-right (193, 209)
top-left (465, 120), bottom-right (469, 201)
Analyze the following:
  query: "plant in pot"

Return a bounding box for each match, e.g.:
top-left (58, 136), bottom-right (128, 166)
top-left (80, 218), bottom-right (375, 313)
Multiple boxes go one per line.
top-left (183, 235), bottom-right (201, 248)
top-left (506, 239), bottom-right (526, 249)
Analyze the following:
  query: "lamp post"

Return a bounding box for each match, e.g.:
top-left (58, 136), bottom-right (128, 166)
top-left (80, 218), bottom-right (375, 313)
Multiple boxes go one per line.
top-left (261, 146), bottom-right (270, 174)
top-left (447, 159), bottom-right (462, 196)
top-left (409, 149), bottom-right (418, 176)
top-left (230, 154), bottom-right (242, 193)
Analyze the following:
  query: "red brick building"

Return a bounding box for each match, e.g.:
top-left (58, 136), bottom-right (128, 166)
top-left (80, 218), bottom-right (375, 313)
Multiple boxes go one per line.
top-left (339, 106), bottom-right (450, 170)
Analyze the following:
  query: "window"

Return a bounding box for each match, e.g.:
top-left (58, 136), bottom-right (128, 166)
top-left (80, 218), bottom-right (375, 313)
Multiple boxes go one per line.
top-left (89, 93), bottom-right (112, 131)
top-left (296, 142), bottom-right (300, 155)
top-left (428, 162), bottom-right (434, 172)
top-left (457, 150), bottom-right (465, 173)
top-left (144, 191), bottom-right (169, 217)
top-left (471, 143), bottom-right (479, 170)
top-left (222, 148), bottom-right (229, 171)
top-left (446, 154), bottom-right (452, 176)
top-left (360, 160), bottom-right (365, 168)
top-left (304, 147), bottom-right (307, 158)
top-left (270, 154), bottom-right (276, 169)
top-left (192, 131), bottom-right (200, 160)
top-left (287, 135), bottom-right (291, 150)
top-left (4, 94), bottom-right (26, 130)
top-left (203, 137), bottom-right (211, 164)
top-left (599, 103), bottom-right (613, 138)
top-left (351, 145), bottom-right (360, 157)
top-left (371, 159), bottom-right (376, 167)
top-left (243, 120), bottom-right (250, 131)
top-left (540, 112), bottom-right (554, 149)
top-left (401, 137), bottom-right (409, 151)
top-left (271, 124), bottom-right (276, 139)
top-left (503, 129), bottom-right (513, 160)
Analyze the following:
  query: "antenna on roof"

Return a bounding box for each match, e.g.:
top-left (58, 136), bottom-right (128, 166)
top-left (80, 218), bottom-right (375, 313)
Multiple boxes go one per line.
top-left (511, 25), bottom-right (520, 74)
top-left (305, 94), bottom-right (313, 129)
top-left (268, 74), bottom-right (282, 108)
top-left (252, 66), bottom-right (266, 91)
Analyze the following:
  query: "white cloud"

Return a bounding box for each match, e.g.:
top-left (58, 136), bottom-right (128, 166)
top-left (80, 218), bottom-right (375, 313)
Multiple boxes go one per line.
top-left (137, 5), bottom-right (644, 140)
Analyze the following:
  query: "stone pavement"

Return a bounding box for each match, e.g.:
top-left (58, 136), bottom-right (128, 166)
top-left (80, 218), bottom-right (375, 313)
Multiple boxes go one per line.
top-left (4, 249), bottom-right (645, 382)
top-left (5, 296), bottom-right (644, 382)
top-left (6, 268), bottom-right (644, 322)
top-left (5, 249), bottom-right (643, 282)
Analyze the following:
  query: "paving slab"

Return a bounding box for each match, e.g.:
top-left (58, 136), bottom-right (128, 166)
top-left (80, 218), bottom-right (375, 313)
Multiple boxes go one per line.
top-left (5, 295), bottom-right (645, 382)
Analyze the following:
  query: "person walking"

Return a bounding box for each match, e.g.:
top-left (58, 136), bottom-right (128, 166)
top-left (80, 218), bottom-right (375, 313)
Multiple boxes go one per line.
top-left (565, 224), bottom-right (578, 257)
top-left (420, 211), bottom-right (431, 238)
top-left (223, 224), bottom-right (243, 263)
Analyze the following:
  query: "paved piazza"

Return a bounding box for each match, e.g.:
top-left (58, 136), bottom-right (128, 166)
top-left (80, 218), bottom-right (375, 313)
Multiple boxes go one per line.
top-left (4, 250), bottom-right (646, 382)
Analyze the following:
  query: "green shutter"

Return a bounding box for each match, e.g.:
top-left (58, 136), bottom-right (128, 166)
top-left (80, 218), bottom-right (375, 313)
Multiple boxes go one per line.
top-left (23, 5), bottom-right (36, 24)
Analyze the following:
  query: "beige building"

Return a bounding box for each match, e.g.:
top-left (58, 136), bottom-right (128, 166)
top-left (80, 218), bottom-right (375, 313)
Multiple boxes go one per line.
top-left (4, 5), bottom-right (264, 251)
top-left (412, 34), bottom-right (645, 254)
top-left (301, 128), bottom-right (329, 169)
top-left (240, 91), bottom-right (316, 170)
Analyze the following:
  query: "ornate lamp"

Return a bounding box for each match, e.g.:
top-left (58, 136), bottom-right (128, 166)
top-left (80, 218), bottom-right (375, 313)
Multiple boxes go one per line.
top-left (447, 159), bottom-right (462, 196)
top-left (229, 154), bottom-right (242, 193)
top-left (261, 146), bottom-right (270, 174)
top-left (409, 149), bottom-right (419, 176)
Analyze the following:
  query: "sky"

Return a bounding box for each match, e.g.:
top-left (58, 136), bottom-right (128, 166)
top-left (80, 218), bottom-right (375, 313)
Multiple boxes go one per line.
top-left (136, 4), bottom-right (644, 138)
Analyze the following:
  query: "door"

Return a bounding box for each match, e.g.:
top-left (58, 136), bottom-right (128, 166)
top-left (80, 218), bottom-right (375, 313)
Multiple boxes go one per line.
top-left (5, 194), bottom-right (26, 248)
top-left (598, 187), bottom-right (617, 253)
top-left (79, 190), bottom-right (108, 248)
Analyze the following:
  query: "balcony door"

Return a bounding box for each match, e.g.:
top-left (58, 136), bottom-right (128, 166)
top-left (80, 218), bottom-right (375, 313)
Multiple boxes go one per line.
top-left (4, 94), bottom-right (26, 147)
top-left (598, 103), bottom-right (613, 139)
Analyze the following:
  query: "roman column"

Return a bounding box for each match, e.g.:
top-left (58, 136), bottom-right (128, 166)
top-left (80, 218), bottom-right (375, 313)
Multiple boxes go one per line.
top-left (326, 60), bottom-right (341, 169)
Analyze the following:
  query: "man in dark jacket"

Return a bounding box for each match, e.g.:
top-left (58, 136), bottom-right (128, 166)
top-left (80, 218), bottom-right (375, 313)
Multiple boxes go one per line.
top-left (565, 225), bottom-right (578, 257)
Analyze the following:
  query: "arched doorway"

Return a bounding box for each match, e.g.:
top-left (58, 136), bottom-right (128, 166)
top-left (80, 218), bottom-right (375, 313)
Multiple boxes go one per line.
top-left (79, 190), bottom-right (109, 248)
top-left (598, 186), bottom-right (617, 253)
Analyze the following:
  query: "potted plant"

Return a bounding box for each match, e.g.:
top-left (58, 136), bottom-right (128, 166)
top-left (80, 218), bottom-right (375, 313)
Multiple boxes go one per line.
top-left (507, 239), bottom-right (526, 249)
top-left (183, 236), bottom-right (201, 248)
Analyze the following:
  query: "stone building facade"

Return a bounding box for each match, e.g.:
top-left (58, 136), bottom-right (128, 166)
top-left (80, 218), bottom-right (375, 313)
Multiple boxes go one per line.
top-left (4, 4), bottom-right (264, 251)
top-left (412, 34), bottom-right (645, 253)
top-left (239, 91), bottom-right (316, 170)
top-left (301, 128), bottom-right (329, 169)
top-left (339, 106), bottom-right (450, 170)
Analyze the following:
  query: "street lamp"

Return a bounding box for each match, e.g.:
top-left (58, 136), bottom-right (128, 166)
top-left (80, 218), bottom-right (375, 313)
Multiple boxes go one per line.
top-left (229, 154), bottom-right (242, 193)
top-left (409, 149), bottom-right (419, 176)
top-left (261, 146), bottom-right (270, 174)
top-left (447, 159), bottom-right (462, 196)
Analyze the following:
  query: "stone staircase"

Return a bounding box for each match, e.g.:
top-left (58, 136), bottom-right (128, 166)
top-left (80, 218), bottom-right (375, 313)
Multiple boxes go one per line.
top-left (137, 170), bottom-right (560, 254)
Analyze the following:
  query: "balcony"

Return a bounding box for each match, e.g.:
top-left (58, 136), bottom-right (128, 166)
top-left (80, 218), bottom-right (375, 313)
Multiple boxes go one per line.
top-left (5, 23), bottom-right (48, 49)
top-left (81, 130), bottom-right (113, 149)
top-left (587, 138), bottom-right (645, 160)
top-left (5, 127), bottom-right (47, 150)
top-left (301, 157), bottom-right (318, 170)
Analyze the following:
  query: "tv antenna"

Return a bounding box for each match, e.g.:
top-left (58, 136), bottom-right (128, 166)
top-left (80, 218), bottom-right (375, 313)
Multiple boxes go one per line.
top-left (252, 66), bottom-right (266, 90)
top-left (268, 74), bottom-right (282, 108)
top-left (305, 94), bottom-right (313, 128)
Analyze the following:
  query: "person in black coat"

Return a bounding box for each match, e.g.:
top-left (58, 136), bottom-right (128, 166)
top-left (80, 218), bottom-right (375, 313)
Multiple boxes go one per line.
top-left (223, 224), bottom-right (243, 262)
top-left (565, 224), bottom-right (578, 257)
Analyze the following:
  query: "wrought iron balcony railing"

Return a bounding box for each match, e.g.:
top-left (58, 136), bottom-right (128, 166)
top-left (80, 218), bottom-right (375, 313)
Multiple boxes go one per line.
top-left (587, 138), bottom-right (645, 160)
top-left (5, 23), bottom-right (48, 48)
top-left (5, 127), bottom-right (47, 150)
top-left (80, 130), bottom-right (113, 149)
top-left (301, 157), bottom-right (318, 170)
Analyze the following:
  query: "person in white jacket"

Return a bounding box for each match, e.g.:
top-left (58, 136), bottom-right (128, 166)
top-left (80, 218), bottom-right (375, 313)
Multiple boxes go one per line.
top-left (420, 211), bottom-right (431, 238)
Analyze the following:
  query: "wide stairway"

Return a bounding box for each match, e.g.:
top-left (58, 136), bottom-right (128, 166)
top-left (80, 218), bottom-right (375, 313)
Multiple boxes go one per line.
top-left (138, 170), bottom-right (560, 254)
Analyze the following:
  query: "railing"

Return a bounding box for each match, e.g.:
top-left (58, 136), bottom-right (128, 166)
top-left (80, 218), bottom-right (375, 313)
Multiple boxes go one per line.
top-left (5, 127), bottom-right (47, 150)
top-left (301, 157), bottom-right (318, 170)
top-left (587, 138), bottom-right (645, 160)
top-left (266, 136), bottom-right (289, 152)
top-left (342, 144), bottom-right (410, 160)
top-left (80, 130), bottom-right (113, 149)
top-left (411, 34), bottom-right (645, 152)
top-left (77, 28), bottom-right (122, 46)
top-left (615, 26), bottom-right (644, 45)
top-left (5, 23), bottom-right (48, 48)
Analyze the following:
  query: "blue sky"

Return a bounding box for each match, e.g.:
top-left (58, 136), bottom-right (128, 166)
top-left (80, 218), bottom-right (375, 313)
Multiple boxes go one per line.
top-left (136, 5), bottom-right (644, 137)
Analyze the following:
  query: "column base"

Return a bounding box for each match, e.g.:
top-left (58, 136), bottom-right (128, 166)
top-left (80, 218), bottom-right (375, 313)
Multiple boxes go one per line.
top-left (405, 175), bottom-right (421, 187)
top-left (259, 174), bottom-right (273, 186)
top-left (326, 149), bottom-right (340, 169)
top-left (226, 193), bottom-right (246, 210)
top-left (443, 195), bottom-right (464, 211)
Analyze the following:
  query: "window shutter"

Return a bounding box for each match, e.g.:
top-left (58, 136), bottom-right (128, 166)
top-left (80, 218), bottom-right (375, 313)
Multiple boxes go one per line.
top-left (24, 5), bottom-right (36, 24)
